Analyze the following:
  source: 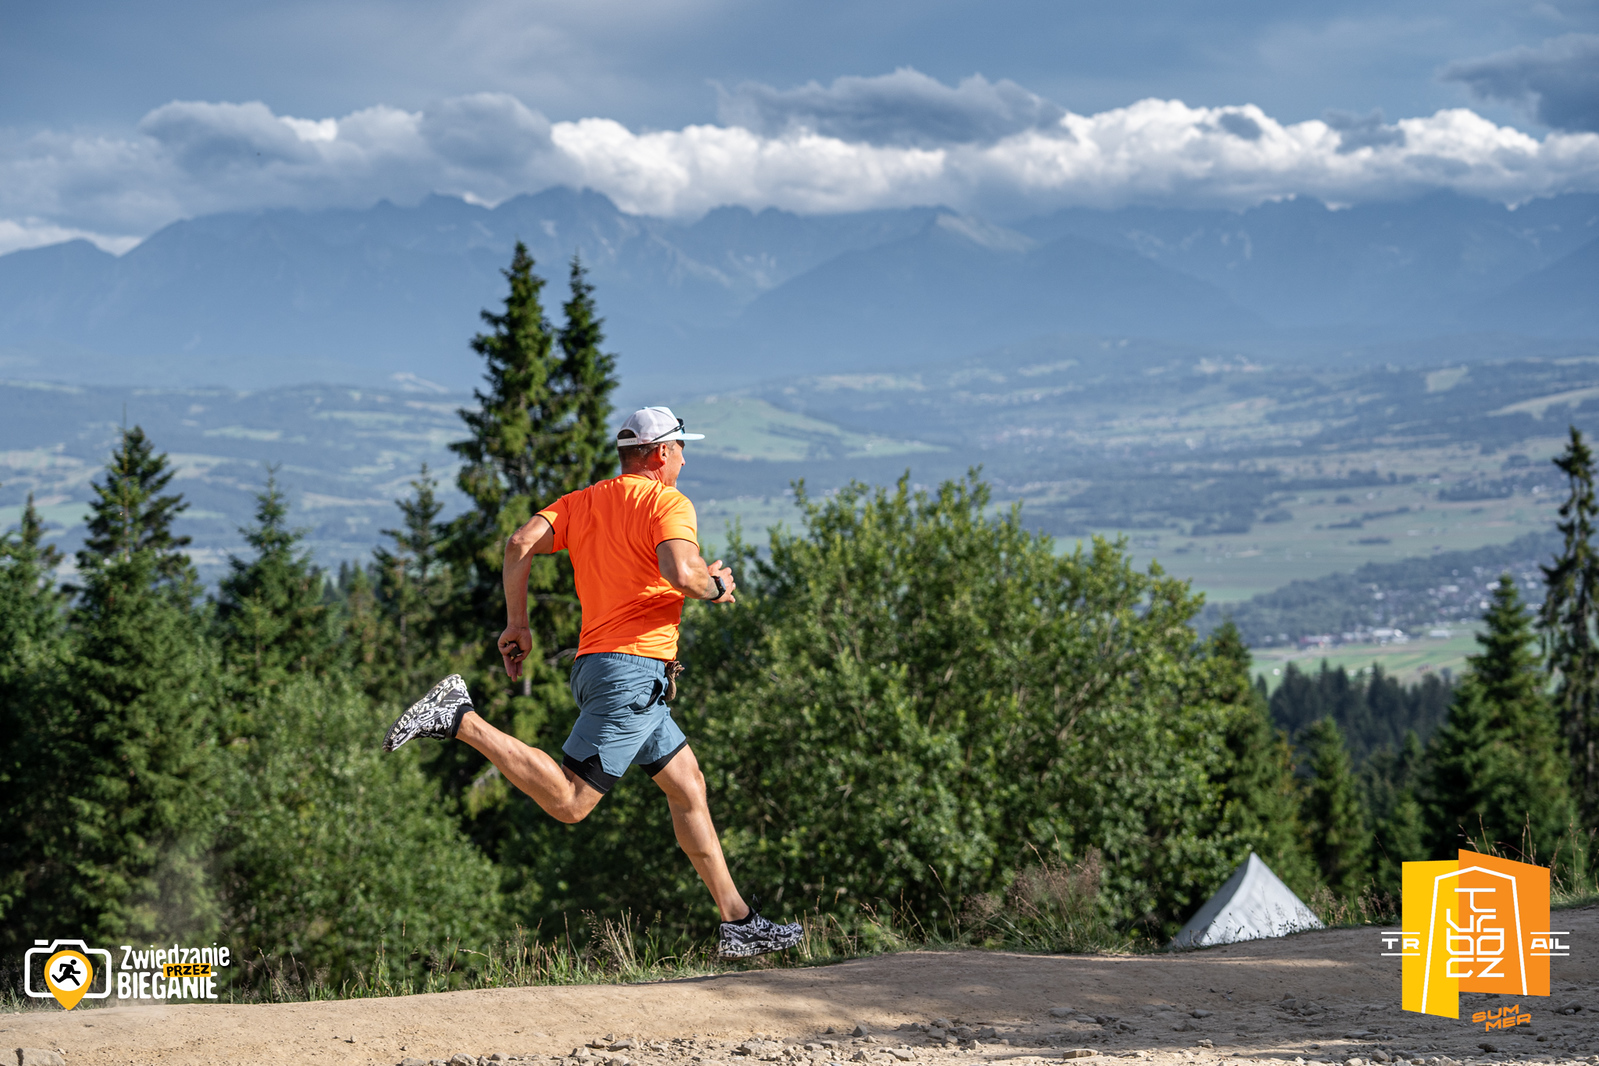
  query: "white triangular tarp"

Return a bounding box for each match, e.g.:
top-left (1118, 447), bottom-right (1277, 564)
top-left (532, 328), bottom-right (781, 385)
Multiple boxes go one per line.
top-left (1168, 852), bottom-right (1323, 949)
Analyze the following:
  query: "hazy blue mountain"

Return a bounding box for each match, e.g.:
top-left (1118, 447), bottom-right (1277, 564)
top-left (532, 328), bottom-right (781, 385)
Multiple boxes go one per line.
top-left (1468, 236), bottom-right (1599, 337)
top-left (0, 190), bottom-right (709, 388)
top-left (0, 188), bottom-right (953, 390)
top-left (0, 187), bottom-right (1596, 392)
top-left (724, 215), bottom-right (1261, 371)
top-left (1017, 192), bottom-right (1599, 329)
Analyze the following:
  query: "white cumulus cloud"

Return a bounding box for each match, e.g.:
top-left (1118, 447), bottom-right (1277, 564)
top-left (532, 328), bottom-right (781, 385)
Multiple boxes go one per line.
top-left (1, 71), bottom-right (1597, 246)
top-left (551, 97), bottom-right (1599, 217)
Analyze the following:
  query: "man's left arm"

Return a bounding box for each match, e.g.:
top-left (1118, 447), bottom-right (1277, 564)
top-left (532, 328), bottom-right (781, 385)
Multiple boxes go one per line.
top-left (657, 539), bottom-right (736, 603)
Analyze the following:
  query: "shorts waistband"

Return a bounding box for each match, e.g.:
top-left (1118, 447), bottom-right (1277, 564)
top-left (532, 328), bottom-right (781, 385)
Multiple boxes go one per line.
top-left (576, 651), bottom-right (669, 665)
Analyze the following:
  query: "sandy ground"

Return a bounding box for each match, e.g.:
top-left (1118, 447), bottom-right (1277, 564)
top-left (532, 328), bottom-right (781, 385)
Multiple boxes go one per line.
top-left (5, 909), bottom-right (1598, 1066)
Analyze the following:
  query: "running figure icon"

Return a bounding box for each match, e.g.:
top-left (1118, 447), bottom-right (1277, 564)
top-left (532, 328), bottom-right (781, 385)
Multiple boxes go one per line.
top-left (52, 958), bottom-right (84, 987)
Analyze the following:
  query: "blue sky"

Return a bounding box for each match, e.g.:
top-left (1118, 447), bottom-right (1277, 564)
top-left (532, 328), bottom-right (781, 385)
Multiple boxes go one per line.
top-left (1, 0), bottom-right (1596, 251)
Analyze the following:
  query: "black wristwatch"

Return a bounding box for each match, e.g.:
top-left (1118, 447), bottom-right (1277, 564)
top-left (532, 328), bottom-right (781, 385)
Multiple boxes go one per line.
top-left (708, 574), bottom-right (727, 601)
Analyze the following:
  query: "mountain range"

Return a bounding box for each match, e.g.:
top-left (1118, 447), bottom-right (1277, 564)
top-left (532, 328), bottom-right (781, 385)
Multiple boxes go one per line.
top-left (0, 187), bottom-right (1595, 392)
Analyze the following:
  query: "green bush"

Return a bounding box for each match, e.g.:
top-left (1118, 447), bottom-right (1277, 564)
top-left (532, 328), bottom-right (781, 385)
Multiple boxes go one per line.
top-left (626, 474), bottom-right (1304, 939)
top-left (218, 676), bottom-right (503, 989)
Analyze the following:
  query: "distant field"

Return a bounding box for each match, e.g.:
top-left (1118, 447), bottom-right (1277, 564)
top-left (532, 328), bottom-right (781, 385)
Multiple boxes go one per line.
top-left (0, 381), bottom-right (466, 580)
top-left (675, 396), bottom-right (942, 464)
top-left (1077, 432), bottom-right (1567, 602)
top-left (4, 340), bottom-right (1594, 605)
top-left (1251, 626), bottom-right (1483, 692)
top-left (1097, 480), bottom-right (1559, 603)
top-left (692, 458), bottom-right (1560, 606)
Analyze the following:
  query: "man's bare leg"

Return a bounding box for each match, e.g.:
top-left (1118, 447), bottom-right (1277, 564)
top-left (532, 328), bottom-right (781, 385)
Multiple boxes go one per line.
top-left (651, 745), bottom-right (749, 922)
top-left (456, 710), bottom-right (603, 824)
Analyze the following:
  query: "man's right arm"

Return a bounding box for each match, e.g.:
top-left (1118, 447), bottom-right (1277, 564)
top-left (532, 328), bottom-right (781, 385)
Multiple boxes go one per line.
top-left (500, 513), bottom-right (556, 680)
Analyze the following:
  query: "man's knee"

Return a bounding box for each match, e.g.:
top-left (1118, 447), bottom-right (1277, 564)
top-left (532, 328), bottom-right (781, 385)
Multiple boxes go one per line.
top-left (550, 770), bottom-right (605, 823)
top-left (552, 803), bottom-right (593, 825)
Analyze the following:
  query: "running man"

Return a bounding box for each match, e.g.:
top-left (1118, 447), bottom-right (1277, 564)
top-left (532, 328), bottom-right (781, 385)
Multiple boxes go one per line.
top-left (384, 406), bottom-right (801, 959)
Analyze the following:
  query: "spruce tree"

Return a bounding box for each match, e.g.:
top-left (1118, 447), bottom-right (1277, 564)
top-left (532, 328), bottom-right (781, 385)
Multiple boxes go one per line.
top-left (1366, 730), bottom-right (1428, 897)
top-left (444, 246), bottom-right (618, 803)
top-left (368, 465), bottom-right (461, 709)
top-left (215, 472), bottom-right (340, 730)
top-left (1429, 575), bottom-right (1574, 862)
top-left (61, 428), bottom-right (220, 941)
top-left (0, 494), bottom-right (65, 676)
top-left (339, 561), bottom-right (384, 695)
top-left (555, 255), bottom-right (621, 491)
top-left (1302, 717), bottom-right (1371, 898)
top-left (80, 424), bottom-right (193, 586)
top-left (1206, 622), bottom-right (1318, 898)
top-left (0, 495), bottom-right (71, 953)
top-left (1542, 426), bottom-right (1599, 823)
top-left (446, 241), bottom-right (559, 802)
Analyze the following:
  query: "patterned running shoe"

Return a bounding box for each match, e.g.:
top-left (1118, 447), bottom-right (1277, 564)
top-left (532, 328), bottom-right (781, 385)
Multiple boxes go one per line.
top-left (383, 674), bottom-right (474, 752)
top-left (718, 909), bottom-right (803, 958)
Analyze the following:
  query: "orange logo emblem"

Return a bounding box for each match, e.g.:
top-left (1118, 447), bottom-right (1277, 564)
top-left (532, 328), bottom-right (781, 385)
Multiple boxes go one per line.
top-left (1384, 852), bottom-right (1566, 1019)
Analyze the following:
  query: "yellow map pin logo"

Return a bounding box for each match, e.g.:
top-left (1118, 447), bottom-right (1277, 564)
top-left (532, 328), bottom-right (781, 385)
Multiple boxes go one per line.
top-left (43, 949), bottom-right (93, 1010)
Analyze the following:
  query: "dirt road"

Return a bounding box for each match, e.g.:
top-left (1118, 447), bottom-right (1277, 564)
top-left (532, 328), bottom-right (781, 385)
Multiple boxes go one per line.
top-left (5, 909), bottom-right (1597, 1066)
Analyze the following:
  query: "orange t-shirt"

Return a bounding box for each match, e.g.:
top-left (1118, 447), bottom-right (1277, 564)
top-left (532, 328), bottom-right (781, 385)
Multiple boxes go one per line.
top-left (537, 475), bottom-right (699, 660)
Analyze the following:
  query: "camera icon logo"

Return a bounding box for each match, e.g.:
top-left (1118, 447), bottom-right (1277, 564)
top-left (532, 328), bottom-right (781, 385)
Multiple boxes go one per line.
top-left (24, 939), bottom-right (113, 1010)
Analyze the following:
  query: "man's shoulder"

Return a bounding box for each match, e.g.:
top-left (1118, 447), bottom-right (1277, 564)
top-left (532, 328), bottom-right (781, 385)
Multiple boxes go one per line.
top-left (655, 485), bottom-right (694, 513)
top-left (571, 475), bottom-right (694, 515)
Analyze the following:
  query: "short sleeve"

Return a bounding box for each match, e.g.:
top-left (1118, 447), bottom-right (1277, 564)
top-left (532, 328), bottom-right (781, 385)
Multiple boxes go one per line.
top-left (537, 492), bottom-right (574, 552)
top-left (653, 490), bottom-right (698, 545)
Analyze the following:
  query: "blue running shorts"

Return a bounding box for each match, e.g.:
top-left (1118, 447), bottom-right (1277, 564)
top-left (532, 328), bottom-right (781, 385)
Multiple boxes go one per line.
top-left (561, 652), bottom-right (688, 793)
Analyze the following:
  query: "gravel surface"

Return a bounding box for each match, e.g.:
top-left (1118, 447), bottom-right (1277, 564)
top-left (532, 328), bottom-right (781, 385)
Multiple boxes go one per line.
top-left (3, 908), bottom-right (1595, 1066)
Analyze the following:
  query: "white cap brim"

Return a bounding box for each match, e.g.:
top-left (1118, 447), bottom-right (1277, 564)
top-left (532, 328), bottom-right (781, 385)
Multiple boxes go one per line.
top-left (617, 431), bottom-right (705, 446)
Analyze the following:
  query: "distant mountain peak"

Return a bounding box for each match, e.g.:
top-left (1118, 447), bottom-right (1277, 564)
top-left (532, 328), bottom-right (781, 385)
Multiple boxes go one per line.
top-left (0, 188), bottom-right (1595, 391)
top-left (933, 213), bottom-right (1035, 252)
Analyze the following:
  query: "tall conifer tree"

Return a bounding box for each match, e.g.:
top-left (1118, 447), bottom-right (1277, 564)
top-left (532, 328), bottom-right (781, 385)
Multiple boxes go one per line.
top-left (1302, 717), bottom-right (1371, 898)
top-left (0, 495), bottom-right (71, 953)
top-left (1431, 575), bottom-right (1574, 862)
top-left (1205, 622), bottom-right (1318, 898)
top-left (1366, 730), bottom-right (1428, 896)
top-left (0, 494), bottom-right (65, 675)
top-left (1542, 426), bottom-right (1599, 822)
top-left (367, 465), bottom-right (461, 709)
top-left (555, 255), bottom-right (621, 491)
top-left (447, 241), bottom-right (560, 800)
top-left (216, 473), bottom-right (340, 731)
top-left (62, 427), bottom-right (220, 941)
top-left (80, 424), bottom-right (194, 586)
top-left (445, 246), bottom-right (619, 805)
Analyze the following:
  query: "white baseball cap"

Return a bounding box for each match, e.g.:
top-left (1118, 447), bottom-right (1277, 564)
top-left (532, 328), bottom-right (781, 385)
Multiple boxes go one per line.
top-left (615, 406), bottom-right (705, 448)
